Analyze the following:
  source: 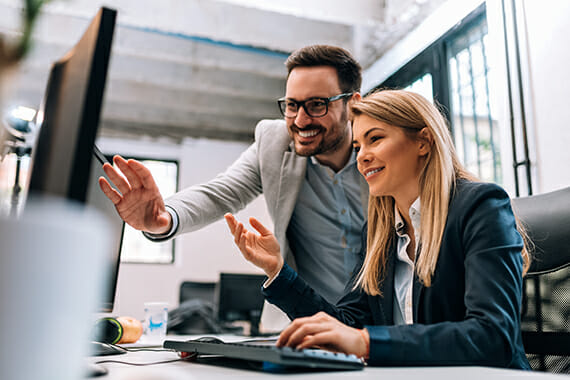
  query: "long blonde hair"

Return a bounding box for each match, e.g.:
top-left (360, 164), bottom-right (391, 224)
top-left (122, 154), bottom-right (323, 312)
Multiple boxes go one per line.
top-left (351, 90), bottom-right (530, 295)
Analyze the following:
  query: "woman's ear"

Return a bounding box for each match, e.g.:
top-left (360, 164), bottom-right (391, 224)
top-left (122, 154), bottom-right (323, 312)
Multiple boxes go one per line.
top-left (418, 127), bottom-right (434, 156)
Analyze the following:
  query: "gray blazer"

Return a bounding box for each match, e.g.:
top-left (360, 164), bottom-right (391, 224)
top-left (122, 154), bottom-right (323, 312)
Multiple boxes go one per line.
top-left (166, 119), bottom-right (369, 270)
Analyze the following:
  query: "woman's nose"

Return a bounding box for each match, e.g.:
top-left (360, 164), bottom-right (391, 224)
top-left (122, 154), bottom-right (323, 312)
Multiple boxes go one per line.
top-left (357, 146), bottom-right (371, 164)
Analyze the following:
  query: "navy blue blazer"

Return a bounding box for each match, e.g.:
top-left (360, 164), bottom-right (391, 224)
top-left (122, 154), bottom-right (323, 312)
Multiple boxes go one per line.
top-left (263, 180), bottom-right (530, 369)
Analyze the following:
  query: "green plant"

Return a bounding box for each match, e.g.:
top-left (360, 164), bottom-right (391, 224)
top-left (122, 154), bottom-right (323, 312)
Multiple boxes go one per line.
top-left (0, 0), bottom-right (54, 68)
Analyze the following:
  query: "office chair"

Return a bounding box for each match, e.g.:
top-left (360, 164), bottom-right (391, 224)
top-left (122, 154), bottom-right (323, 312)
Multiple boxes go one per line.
top-left (511, 186), bottom-right (570, 373)
top-left (167, 281), bottom-right (219, 334)
top-left (178, 281), bottom-right (217, 305)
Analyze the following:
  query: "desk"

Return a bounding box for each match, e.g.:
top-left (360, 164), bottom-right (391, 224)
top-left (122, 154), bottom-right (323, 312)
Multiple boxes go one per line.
top-left (89, 341), bottom-right (567, 379)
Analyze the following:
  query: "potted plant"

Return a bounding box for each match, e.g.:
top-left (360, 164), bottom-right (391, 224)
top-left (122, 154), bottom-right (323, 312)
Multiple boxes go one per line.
top-left (1, 0), bottom-right (53, 144)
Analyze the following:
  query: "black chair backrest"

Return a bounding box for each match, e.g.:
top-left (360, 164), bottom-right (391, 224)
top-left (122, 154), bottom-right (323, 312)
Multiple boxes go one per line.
top-left (511, 186), bottom-right (570, 373)
top-left (179, 281), bottom-right (216, 305)
top-left (168, 281), bottom-right (219, 335)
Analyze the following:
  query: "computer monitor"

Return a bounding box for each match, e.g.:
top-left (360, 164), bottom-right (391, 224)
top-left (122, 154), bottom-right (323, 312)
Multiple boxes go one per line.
top-left (25, 7), bottom-right (120, 313)
top-left (27, 6), bottom-right (115, 204)
top-left (88, 146), bottom-right (125, 313)
top-left (216, 273), bottom-right (266, 336)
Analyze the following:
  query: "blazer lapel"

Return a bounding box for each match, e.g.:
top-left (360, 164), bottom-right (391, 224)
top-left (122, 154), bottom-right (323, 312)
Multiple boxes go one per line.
top-left (274, 147), bottom-right (306, 245)
top-left (412, 269), bottom-right (425, 323)
top-left (371, 242), bottom-right (396, 325)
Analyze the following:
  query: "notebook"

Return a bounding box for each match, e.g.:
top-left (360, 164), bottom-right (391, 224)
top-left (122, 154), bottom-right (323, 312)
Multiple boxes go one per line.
top-left (163, 337), bottom-right (365, 371)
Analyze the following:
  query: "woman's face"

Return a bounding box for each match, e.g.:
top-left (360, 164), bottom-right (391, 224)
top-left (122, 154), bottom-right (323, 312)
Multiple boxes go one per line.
top-left (352, 114), bottom-right (429, 202)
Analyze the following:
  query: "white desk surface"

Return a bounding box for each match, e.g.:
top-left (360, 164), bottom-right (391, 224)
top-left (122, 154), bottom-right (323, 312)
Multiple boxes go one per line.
top-left (88, 335), bottom-right (568, 380)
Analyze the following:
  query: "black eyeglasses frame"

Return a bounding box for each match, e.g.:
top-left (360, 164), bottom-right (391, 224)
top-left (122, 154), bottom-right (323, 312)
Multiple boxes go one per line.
top-left (277, 92), bottom-right (353, 118)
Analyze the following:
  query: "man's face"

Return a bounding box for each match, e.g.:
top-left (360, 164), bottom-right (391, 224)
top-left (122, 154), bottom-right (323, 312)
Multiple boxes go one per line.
top-left (284, 66), bottom-right (351, 157)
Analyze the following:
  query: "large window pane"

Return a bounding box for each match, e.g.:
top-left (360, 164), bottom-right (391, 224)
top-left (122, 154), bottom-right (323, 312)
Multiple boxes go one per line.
top-left (447, 16), bottom-right (502, 184)
top-left (405, 73), bottom-right (434, 102)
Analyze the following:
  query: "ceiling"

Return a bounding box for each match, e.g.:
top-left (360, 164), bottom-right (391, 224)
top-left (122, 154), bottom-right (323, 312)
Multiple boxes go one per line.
top-left (0, 0), bottom-right (445, 143)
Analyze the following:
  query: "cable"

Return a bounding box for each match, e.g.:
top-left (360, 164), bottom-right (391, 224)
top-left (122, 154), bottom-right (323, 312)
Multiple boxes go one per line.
top-left (93, 351), bottom-right (197, 367)
top-left (122, 347), bottom-right (173, 352)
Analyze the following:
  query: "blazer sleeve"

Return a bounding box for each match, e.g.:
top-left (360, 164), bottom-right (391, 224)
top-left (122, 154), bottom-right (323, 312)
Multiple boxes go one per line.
top-left (163, 125), bottom-right (266, 236)
top-left (366, 184), bottom-right (528, 368)
top-left (263, 260), bottom-right (375, 328)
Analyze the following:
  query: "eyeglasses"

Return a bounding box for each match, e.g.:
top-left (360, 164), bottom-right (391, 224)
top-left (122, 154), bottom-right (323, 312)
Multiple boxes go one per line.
top-left (277, 93), bottom-right (353, 118)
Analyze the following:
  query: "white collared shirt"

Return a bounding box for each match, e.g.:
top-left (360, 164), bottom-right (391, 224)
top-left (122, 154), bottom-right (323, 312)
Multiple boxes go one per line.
top-left (393, 198), bottom-right (421, 325)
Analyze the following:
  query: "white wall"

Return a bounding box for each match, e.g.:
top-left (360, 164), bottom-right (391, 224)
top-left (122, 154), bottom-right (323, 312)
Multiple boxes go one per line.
top-left (97, 136), bottom-right (271, 320)
top-left (519, 0), bottom-right (570, 193)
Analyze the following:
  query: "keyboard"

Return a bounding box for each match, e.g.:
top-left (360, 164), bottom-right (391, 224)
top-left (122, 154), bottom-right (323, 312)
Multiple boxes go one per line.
top-left (163, 338), bottom-right (365, 371)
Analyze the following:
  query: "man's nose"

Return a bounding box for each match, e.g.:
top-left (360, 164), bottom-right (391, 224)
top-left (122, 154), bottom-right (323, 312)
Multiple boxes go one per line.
top-left (294, 106), bottom-right (313, 127)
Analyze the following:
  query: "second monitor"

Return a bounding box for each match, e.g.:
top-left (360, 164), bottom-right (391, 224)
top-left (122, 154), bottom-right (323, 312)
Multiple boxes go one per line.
top-left (217, 273), bottom-right (266, 336)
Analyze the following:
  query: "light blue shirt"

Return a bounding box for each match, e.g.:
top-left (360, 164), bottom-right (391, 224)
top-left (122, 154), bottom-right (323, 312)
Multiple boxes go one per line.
top-left (393, 198), bottom-right (421, 325)
top-left (287, 152), bottom-right (366, 303)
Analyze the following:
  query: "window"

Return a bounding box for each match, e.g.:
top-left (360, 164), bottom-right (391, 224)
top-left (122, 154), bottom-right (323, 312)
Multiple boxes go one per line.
top-left (405, 73), bottom-right (434, 103)
top-left (447, 16), bottom-right (501, 183)
top-left (376, 4), bottom-right (505, 185)
top-left (113, 157), bottom-right (179, 264)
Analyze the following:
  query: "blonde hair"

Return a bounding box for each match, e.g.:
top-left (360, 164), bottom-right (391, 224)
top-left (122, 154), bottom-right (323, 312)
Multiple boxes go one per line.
top-left (351, 90), bottom-right (530, 295)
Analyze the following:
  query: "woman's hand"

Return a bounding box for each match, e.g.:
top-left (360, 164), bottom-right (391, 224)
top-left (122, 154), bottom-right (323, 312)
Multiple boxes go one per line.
top-left (224, 213), bottom-right (284, 279)
top-left (277, 312), bottom-right (369, 359)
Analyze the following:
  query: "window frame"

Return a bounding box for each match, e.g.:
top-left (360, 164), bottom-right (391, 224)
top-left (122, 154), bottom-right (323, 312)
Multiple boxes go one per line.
top-left (371, 3), bottom-right (514, 187)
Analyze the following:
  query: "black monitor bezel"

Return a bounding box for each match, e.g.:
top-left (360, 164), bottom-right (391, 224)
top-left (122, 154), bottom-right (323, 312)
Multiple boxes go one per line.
top-left (25, 7), bottom-right (120, 313)
top-left (27, 7), bottom-right (116, 203)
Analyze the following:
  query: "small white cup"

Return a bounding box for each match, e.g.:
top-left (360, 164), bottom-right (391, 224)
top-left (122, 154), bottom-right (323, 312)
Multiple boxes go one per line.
top-left (143, 302), bottom-right (168, 344)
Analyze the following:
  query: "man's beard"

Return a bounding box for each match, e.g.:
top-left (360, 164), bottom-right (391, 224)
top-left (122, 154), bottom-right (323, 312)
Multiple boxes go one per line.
top-left (293, 128), bottom-right (346, 157)
top-left (292, 112), bottom-right (349, 157)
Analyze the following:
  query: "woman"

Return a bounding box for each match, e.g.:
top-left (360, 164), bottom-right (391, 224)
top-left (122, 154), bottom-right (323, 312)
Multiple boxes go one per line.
top-left (225, 90), bottom-right (531, 369)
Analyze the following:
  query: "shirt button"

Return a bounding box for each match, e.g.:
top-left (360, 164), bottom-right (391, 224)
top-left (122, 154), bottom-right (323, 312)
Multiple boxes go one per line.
top-left (333, 179), bottom-right (339, 185)
top-left (341, 209), bottom-right (346, 215)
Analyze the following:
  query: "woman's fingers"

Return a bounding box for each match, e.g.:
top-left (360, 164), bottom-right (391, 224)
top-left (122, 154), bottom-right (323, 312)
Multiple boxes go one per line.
top-left (224, 213), bottom-right (237, 235)
top-left (278, 313), bottom-right (335, 347)
top-left (249, 217), bottom-right (272, 236)
top-left (224, 214), bottom-right (281, 276)
top-left (287, 321), bottom-right (332, 348)
top-left (278, 315), bottom-right (315, 347)
top-left (278, 313), bottom-right (367, 357)
top-left (295, 330), bottom-right (338, 351)
top-left (234, 222), bottom-right (244, 246)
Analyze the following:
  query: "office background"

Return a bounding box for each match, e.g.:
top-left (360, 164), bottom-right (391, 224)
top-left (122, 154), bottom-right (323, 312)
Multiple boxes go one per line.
top-left (0, 0), bottom-right (568, 321)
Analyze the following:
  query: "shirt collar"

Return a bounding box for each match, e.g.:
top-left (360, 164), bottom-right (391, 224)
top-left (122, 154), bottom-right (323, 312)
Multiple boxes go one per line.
top-left (309, 150), bottom-right (357, 174)
top-left (394, 197), bottom-right (421, 235)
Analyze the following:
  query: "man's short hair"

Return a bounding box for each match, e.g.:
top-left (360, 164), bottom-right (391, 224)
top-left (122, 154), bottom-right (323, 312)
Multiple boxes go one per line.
top-left (285, 45), bottom-right (362, 93)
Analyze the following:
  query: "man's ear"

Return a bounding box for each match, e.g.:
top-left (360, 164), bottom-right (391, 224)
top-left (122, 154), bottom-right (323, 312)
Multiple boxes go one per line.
top-left (347, 92), bottom-right (362, 107)
top-left (418, 127), bottom-right (434, 156)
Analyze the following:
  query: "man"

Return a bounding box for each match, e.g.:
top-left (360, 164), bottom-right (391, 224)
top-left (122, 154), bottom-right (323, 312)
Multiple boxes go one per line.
top-left (99, 45), bottom-right (368, 304)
